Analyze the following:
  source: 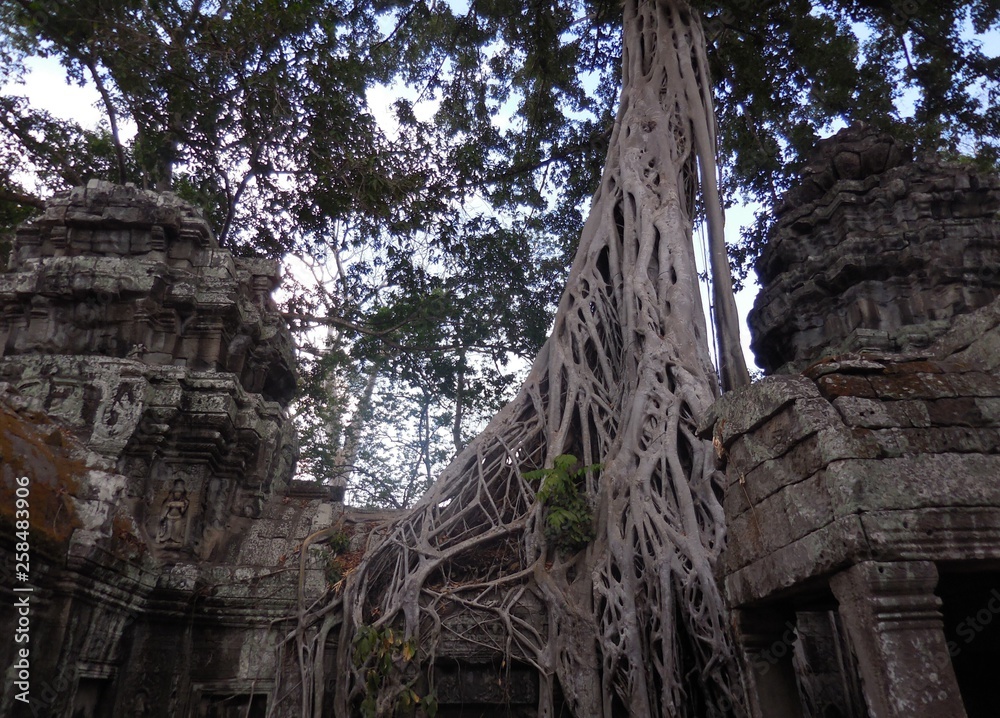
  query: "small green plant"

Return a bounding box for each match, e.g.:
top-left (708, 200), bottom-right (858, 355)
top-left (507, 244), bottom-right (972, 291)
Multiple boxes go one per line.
top-left (352, 625), bottom-right (437, 718)
top-left (524, 454), bottom-right (600, 552)
top-left (328, 529), bottom-right (351, 553)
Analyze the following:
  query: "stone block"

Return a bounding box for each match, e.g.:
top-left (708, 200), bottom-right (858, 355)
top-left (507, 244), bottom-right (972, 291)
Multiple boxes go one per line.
top-left (310, 503), bottom-right (335, 534)
top-left (804, 357), bottom-right (887, 377)
top-left (868, 371), bottom-right (956, 400)
top-left (926, 397), bottom-right (989, 426)
top-left (829, 561), bottom-right (965, 718)
top-left (751, 145), bottom-right (1000, 374)
top-left (952, 328), bottom-right (1000, 371)
top-left (436, 663), bottom-right (538, 705)
top-left (867, 426), bottom-right (1000, 457)
top-left (725, 398), bottom-right (845, 473)
top-left (831, 396), bottom-right (899, 428)
top-left (726, 424), bottom-right (878, 502)
top-left (825, 454), bottom-right (1000, 516)
top-left (974, 397), bottom-right (1000, 423)
top-left (724, 469), bottom-right (835, 571)
top-left (931, 295), bottom-right (1000, 358)
top-left (697, 375), bottom-right (820, 442)
top-left (723, 515), bottom-right (868, 606)
top-left (815, 373), bottom-right (877, 399)
top-left (860, 507), bottom-right (1000, 562)
top-left (881, 359), bottom-right (944, 375)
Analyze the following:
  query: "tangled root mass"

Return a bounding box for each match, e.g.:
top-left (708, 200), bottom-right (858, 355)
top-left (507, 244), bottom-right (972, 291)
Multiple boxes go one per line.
top-left (289, 1), bottom-right (750, 716)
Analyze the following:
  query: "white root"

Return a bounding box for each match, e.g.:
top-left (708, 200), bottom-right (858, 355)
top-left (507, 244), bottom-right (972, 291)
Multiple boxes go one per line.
top-left (293, 1), bottom-right (750, 716)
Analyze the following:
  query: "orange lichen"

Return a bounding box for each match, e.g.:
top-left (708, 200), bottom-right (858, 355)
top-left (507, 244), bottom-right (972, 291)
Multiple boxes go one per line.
top-left (111, 510), bottom-right (147, 561)
top-left (0, 400), bottom-right (85, 559)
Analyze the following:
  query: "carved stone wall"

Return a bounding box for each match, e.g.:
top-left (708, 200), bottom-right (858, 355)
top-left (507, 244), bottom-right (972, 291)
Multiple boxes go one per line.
top-left (0, 182), bottom-right (329, 718)
top-left (704, 354), bottom-right (1000, 606)
top-left (750, 124), bottom-right (1000, 375)
top-left (709, 128), bottom-right (1000, 718)
top-left (0, 182), bottom-right (543, 718)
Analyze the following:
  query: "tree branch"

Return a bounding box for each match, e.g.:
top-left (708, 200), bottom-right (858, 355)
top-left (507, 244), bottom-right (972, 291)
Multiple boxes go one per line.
top-left (82, 50), bottom-right (128, 183)
top-left (0, 187), bottom-right (45, 209)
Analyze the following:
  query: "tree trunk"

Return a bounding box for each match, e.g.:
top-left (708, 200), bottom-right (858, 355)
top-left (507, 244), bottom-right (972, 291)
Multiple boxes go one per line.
top-left (322, 1), bottom-right (749, 715)
top-left (330, 361), bottom-right (381, 497)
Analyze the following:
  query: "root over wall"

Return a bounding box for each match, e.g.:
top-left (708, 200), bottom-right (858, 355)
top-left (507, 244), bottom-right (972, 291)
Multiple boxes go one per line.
top-left (288, 1), bottom-right (750, 716)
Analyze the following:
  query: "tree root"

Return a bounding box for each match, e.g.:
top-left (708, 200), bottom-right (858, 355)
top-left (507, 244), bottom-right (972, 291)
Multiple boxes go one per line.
top-left (292, 1), bottom-right (749, 716)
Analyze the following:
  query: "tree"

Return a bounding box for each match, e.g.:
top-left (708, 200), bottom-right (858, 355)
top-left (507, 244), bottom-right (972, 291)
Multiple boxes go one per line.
top-left (3, 1), bottom-right (999, 713)
top-left (0, 0), bottom-right (406, 250)
top-left (0, 0), bottom-right (563, 505)
top-left (356, 0), bottom-right (1000, 286)
top-left (291, 1), bottom-right (1000, 716)
top-left (321, 3), bottom-right (745, 714)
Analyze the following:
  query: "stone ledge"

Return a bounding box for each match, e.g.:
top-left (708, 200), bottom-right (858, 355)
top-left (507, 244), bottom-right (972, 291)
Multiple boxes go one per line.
top-left (711, 353), bottom-right (1000, 611)
top-left (723, 515), bottom-right (868, 607)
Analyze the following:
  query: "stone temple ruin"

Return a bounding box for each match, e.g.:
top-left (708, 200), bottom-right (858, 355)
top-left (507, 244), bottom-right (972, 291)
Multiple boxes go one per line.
top-left (703, 126), bottom-right (1000, 718)
top-left (0, 182), bottom-right (306, 717)
top-left (1, 126), bottom-right (1000, 717)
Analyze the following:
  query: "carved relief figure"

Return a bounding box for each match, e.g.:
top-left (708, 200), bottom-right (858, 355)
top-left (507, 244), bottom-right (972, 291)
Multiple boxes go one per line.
top-left (156, 479), bottom-right (190, 545)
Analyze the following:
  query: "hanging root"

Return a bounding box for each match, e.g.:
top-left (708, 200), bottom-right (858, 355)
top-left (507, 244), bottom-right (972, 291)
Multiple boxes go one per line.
top-left (295, 1), bottom-right (749, 716)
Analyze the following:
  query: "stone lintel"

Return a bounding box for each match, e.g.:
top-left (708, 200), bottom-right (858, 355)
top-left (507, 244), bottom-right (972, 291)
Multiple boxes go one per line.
top-left (723, 515), bottom-right (867, 607)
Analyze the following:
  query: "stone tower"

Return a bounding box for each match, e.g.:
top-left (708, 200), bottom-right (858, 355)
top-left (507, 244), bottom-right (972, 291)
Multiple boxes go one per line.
top-left (750, 124), bottom-right (1000, 374)
top-left (0, 182), bottom-right (328, 718)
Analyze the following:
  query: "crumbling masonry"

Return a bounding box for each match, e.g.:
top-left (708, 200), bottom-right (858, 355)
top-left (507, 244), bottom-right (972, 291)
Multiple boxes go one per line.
top-left (702, 126), bottom-right (1000, 718)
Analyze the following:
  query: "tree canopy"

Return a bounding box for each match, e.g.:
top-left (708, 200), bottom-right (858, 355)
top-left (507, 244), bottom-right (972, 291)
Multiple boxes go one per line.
top-left (2, 0), bottom-right (999, 506)
top-left (5, 0), bottom-right (999, 258)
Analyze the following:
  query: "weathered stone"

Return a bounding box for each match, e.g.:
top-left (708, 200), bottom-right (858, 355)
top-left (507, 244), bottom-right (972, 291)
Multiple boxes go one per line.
top-left (696, 374), bottom-right (820, 442)
top-left (868, 426), bottom-right (1000, 457)
top-left (831, 395), bottom-right (898, 428)
top-left (723, 515), bottom-right (868, 607)
top-left (931, 293), bottom-right (1000, 368)
top-left (0, 182), bottom-right (296, 405)
top-left (803, 357), bottom-right (886, 377)
top-left (860, 507), bottom-right (1000, 563)
top-left (975, 397), bottom-right (1000, 422)
top-left (825, 454), bottom-right (1000, 515)
top-left (0, 184), bottom-right (316, 718)
top-left (436, 661), bottom-right (539, 706)
top-left (925, 396), bottom-right (988, 426)
top-left (722, 395), bottom-right (843, 471)
top-left (869, 369), bottom-right (956, 399)
top-left (724, 469), bottom-right (835, 571)
top-left (751, 126), bottom-right (1000, 374)
top-left (815, 372), bottom-right (877, 399)
top-left (945, 370), bottom-right (1000, 397)
top-left (719, 129), bottom-right (1000, 718)
top-left (830, 561), bottom-right (965, 718)
top-left (726, 423), bottom-right (879, 503)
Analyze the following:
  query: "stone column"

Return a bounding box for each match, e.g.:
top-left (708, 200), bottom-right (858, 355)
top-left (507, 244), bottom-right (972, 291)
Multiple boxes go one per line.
top-left (830, 560), bottom-right (966, 718)
top-left (733, 608), bottom-right (806, 718)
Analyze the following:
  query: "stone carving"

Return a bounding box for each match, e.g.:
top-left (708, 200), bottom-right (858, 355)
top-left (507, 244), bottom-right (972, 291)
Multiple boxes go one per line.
top-left (0, 182), bottom-right (319, 718)
top-left (750, 122), bottom-right (1000, 374)
top-left (0, 181), bottom-right (300, 558)
top-left (156, 478), bottom-right (190, 545)
top-left (0, 180), bottom-right (296, 402)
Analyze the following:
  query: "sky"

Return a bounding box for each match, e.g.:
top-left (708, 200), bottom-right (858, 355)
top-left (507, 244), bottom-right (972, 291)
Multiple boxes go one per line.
top-left (7, 10), bottom-right (1000, 377)
top-left (0, 44), bottom-right (901, 376)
